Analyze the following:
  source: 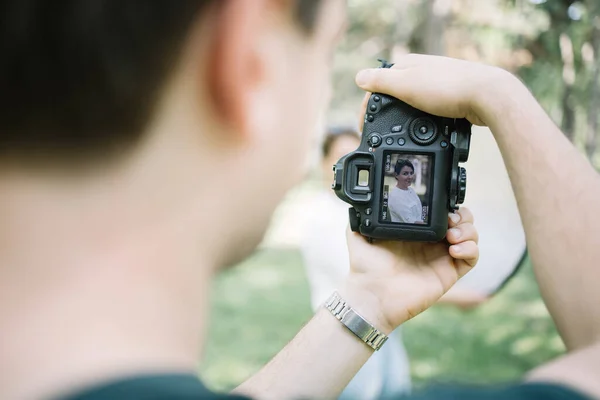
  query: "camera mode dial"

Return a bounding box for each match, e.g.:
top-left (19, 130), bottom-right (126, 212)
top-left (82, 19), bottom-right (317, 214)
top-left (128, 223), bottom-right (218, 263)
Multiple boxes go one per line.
top-left (409, 117), bottom-right (438, 146)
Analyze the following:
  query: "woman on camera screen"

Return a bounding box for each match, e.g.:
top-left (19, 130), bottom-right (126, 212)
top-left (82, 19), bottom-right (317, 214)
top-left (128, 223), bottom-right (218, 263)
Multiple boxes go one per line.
top-left (388, 159), bottom-right (424, 224)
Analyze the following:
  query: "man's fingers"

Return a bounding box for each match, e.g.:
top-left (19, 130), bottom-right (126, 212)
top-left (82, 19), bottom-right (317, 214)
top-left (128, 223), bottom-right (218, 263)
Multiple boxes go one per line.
top-left (456, 207), bottom-right (475, 225)
top-left (355, 68), bottom-right (408, 99)
top-left (454, 259), bottom-right (477, 279)
top-left (448, 207), bottom-right (475, 229)
top-left (355, 64), bottom-right (474, 123)
top-left (355, 67), bottom-right (442, 116)
top-left (356, 55), bottom-right (430, 126)
top-left (449, 240), bottom-right (479, 267)
top-left (447, 223), bottom-right (479, 245)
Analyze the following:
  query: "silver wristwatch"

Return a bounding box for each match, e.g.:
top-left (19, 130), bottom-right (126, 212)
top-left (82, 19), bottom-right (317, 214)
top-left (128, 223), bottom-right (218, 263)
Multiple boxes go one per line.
top-left (324, 291), bottom-right (388, 351)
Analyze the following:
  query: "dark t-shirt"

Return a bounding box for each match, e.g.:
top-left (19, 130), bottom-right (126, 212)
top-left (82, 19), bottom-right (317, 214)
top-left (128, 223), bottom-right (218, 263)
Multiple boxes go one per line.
top-left (60, 374), bottom-right (591, 400)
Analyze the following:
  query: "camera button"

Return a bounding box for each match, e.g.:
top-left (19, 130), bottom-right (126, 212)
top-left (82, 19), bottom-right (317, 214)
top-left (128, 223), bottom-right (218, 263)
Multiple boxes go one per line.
top-left (369, 134), bottom-right (382, 147)
top-left (391, 125), bottom-right (402, 133)
top-left (398, 138), bottom-right (406, 146)
top-left (364, 219), bottom-right (372, 227)
top-left (385, 137), bottom-right (394, 145)
top-left (365, 208), bottom-right (372, 215)
top-left (373, 95), bottom-right (380, 102)
top-left (441, 141), bottom-right (449, 149)
top-left (367, 114), bottom-right (375, 122)
top-left (369, 104), bottom-right (378, 112)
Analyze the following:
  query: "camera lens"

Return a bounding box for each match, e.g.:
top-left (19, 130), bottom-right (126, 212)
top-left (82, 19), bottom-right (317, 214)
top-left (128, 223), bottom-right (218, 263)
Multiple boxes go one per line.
top-left (409, 118), bottom-right (438, 146)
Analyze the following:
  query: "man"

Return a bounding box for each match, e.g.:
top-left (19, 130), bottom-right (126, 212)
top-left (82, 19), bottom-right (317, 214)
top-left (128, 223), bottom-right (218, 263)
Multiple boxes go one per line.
top-left (0, 2), bottom-right (477, 399)
top-left (0, 2), bottom-right (595, 400)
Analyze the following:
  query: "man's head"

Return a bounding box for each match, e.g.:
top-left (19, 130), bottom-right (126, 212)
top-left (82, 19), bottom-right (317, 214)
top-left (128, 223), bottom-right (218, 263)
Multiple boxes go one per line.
top-left (0, 0), bottom-right (347, 269)
top-left (0, 3), bottom-right (348, 397)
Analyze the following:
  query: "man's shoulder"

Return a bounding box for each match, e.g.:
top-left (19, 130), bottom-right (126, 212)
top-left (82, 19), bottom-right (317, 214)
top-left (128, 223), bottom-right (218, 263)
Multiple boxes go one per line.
top-left (60, 374), bottom-right (249, 400)
top-left (396, 383), bottom-right (590, 400)
top-left (61, 376), bottom-right (591, 400)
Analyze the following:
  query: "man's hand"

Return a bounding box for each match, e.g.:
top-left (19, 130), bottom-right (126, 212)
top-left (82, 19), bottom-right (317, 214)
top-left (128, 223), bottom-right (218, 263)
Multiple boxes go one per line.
top-left (355, 54), bottom-right (519, 127)
top-left (353, 53), bottom-right (600, 399)
top-left (237, 208), bottom-right (479, 400)
top-left (342, 208), bottom-right (479, 334)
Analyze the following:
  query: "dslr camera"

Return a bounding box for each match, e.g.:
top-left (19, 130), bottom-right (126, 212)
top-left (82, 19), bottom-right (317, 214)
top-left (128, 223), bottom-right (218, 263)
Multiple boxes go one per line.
top-left (331, 60), bottom-right (471, 242)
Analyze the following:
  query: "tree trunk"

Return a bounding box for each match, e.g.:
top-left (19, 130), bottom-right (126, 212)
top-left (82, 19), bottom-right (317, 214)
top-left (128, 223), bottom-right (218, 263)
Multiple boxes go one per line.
top-left (384, 0), bottom-right (420, 60)
top-left (586, 16), bottom-right (600, 160)
top-left (409, 0), bottom-right (453, 55)
top-left (423, 0), bottom-right (453, 55)
top-left (562, 89), bottom-right (576, 141)
top-left (559, 33), bottom-right (577, 141)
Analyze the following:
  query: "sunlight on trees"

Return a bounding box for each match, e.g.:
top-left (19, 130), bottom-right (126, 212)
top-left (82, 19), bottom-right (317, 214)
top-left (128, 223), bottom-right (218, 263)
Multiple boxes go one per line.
top-left (330, 0), bottom-right (599, 165)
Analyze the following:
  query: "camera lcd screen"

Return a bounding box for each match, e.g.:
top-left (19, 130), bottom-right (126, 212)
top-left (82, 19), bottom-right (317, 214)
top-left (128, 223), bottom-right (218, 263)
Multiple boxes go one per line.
top-left (381, 153), bottom-right (433, 225)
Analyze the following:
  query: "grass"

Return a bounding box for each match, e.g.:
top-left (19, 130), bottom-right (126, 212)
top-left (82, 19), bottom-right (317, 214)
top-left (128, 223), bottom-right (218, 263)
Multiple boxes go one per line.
top-left (200, 248), bottom-right (564, 392)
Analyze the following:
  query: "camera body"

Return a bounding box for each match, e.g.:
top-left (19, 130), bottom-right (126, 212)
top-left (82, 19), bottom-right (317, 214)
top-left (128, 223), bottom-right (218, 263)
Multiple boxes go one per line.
top-left (332, 68), bottom-right (471, 241)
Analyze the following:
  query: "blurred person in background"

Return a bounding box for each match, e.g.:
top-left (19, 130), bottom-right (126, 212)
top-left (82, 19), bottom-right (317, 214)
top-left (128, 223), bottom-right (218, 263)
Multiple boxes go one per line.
top-left (301, 127), bottom-right (412, 400)
top-left (0, 1), bottom-right (598, 400)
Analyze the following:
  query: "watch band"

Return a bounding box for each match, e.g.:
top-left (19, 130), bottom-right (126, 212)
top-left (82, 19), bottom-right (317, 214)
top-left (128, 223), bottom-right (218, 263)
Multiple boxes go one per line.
top-left (324, 291), bottom-right (388, 351)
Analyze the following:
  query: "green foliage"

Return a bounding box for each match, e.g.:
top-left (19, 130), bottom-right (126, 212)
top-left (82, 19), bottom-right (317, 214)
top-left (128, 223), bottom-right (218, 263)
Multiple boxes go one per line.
top-left (329, 0), bottom-right (599, 161)
top-left (518, 0), bottom-right (599, 155)
top-left (200, 250), bottom-right (313, 391)
top-left (404, 261), bottom-right (563, 387)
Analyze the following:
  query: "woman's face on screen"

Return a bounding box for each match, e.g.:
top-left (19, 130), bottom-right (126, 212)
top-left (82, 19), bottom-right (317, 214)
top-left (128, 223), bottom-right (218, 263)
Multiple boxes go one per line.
top-left (395, 166), bottom-right (414, 189)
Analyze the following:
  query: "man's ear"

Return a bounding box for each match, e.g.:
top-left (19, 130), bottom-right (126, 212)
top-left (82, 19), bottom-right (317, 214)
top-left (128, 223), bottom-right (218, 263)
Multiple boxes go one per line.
top-left (205, 0), bottom-right (270, 138)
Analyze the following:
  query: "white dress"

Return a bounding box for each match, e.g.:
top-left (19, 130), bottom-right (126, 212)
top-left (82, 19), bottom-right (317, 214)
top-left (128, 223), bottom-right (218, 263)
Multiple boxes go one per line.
top-left (388, 186), bottom-right (423, 223)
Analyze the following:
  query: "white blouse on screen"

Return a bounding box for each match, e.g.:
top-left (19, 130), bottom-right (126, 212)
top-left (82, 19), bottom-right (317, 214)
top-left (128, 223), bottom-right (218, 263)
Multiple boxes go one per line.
top-left (388, 186), bottom-right (423, 223)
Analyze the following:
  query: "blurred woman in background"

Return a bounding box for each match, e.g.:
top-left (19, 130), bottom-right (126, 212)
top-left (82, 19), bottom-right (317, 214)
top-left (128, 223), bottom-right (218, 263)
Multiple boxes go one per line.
top-left (300, 126), bottom-right (413, 400)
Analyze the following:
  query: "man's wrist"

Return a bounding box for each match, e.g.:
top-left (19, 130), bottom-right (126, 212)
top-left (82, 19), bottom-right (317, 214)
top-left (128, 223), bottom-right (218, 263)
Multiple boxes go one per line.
top-left (472, 67), bottom-right (530, 128)
top-left (338, 278), bottom-right (396, 335)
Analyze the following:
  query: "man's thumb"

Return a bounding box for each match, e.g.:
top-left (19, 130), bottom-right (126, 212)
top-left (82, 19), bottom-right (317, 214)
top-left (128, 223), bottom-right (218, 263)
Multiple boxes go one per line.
top-left (355, 68), bottom-right (379, 89)
top-left (355, 68), bottom-right (405, 99)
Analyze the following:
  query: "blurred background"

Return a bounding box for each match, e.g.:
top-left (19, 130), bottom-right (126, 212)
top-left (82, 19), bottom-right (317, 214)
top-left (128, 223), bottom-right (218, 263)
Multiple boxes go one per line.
top-left (200, 0), bottom-right (598, 392)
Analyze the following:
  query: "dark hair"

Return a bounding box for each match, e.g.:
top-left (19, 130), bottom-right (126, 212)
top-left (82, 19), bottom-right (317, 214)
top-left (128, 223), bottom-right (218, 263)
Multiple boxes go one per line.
top-left (321, 126), bottom-right (361, 157)
top-left (294, 0), bottom-right (323, 32)
top-left (0, 0), bottom-right (323, 167)
top-left (394, 159), bottom-right (415, 175)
